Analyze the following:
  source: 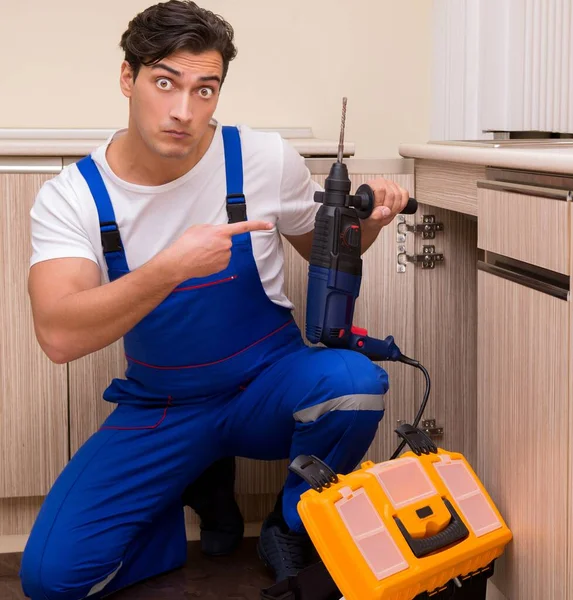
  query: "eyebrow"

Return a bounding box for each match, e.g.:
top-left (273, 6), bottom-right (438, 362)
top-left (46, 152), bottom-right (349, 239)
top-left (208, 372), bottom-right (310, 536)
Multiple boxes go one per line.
top-left (151, 63), bottom-right (221, 85)
top-left (151, 63), bottom-right (182, 77)
top-left (198, 75), bottom-right (222, 85)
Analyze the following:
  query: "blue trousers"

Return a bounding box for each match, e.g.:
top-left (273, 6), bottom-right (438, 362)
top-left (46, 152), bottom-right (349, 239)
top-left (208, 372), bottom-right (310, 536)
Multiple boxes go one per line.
top-left (20, 347), bottom-right (387, 600)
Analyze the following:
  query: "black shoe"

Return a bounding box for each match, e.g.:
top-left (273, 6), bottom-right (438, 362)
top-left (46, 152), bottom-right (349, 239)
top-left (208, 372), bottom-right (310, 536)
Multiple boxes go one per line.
top-left (257, 507), bottom-right (318, 583)
top-left (182, 457), bottom-right (244, 557)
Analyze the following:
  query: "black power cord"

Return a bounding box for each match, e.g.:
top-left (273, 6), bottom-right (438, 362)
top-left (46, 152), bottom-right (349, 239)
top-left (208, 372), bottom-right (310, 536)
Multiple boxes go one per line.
top-left (390, 355), bottom-right (432, 460)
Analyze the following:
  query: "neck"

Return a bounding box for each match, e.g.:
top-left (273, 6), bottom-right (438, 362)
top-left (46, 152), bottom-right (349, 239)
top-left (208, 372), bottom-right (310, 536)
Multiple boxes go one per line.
top-left (106, 123), bottom-right (216, 186)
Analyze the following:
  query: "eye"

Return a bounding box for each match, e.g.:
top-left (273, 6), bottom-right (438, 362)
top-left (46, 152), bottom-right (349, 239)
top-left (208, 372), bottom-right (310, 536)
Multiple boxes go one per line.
top-left (199, 87), bottom-right (214, 99)
top-left (156, 78), bottom-right (173, 91)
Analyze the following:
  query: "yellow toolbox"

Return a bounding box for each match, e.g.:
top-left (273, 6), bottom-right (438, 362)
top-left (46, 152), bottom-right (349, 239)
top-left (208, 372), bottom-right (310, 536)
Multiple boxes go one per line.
top-left (294, 449), bottom-right (512, 600)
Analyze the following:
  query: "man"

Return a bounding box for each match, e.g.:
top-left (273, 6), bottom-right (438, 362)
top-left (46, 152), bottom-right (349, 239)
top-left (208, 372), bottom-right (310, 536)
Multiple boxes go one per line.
top-left (20, 1), bottom-right (408, 598)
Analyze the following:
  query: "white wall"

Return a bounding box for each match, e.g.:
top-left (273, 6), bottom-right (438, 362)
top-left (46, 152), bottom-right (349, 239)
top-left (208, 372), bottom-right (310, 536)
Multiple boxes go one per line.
top-left (431, 0), bottom-right (486, 140)
top-left (0, 0), bottom-right (432, 157)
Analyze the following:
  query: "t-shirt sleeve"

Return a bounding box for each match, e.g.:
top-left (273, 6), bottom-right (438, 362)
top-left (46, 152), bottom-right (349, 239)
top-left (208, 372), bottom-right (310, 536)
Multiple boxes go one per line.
top-left (30, 174), bottom-right (99, 268)
top-left (276, 137), bottom-right (323, 236)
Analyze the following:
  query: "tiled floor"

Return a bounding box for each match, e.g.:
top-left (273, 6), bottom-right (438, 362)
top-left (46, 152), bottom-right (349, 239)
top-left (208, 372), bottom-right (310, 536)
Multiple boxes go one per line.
top-left (0, 538), bottom-right (275, 599)
top-left (0, 541), bottom-right (501, 599)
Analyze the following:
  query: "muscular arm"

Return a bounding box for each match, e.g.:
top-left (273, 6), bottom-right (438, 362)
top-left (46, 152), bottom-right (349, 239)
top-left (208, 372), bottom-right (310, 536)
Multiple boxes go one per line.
top-left (29, 220), bottom-right (273, 365)
top-left (28, 254), bottom-right (181, 364)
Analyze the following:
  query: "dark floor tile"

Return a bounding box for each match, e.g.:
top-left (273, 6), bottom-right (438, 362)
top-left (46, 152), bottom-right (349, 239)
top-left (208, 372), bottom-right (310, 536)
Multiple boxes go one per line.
top-left (114, 538), bottom-right (273, 599)
top-left (0, 579), bottom-right (26, 600)
top-left (0, 553), bottom-right (22, 578)
top-left (1, 538), bottom-right (273, 599)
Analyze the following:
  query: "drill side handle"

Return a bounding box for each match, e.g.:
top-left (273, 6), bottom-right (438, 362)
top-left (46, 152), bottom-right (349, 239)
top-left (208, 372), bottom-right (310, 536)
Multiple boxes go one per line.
top-left (342, 328), bottom-right (403, 362)
top-left (354, 184), bottom-right (418, 219)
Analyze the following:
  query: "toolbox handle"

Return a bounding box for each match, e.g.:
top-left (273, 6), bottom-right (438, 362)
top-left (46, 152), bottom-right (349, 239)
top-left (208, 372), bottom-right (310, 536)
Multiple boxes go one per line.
top-left (393, 498), bottom-right (469, 558)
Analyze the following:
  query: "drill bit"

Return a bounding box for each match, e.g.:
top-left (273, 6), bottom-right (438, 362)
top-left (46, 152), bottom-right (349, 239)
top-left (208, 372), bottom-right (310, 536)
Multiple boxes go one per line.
top-left (337, 97), bottom-right (347, 163)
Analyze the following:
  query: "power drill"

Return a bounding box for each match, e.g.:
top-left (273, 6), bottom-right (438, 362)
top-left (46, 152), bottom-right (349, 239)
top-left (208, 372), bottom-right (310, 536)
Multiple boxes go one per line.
top-left (306, 98), bottom-right (418, 362)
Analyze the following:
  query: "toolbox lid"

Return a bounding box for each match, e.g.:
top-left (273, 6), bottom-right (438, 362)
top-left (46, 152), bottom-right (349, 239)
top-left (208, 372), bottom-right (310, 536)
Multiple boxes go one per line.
top-left (368, 458), bottom-right (438, 509)
top-left (335, 487), bottom-right (409, 580)
top-left (434, 456), bottom-right (502, 537)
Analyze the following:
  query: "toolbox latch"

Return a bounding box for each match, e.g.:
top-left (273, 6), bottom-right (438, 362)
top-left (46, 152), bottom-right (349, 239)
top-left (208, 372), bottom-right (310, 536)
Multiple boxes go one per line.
top-left (288, 455), bottom-right (339, 493)
top-left (394, 423), bottom-right (438, 455)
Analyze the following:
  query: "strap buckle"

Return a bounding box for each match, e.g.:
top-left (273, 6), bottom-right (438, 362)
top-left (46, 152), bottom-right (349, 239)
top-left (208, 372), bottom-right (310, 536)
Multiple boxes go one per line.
top-left (100, 221), bottom-right (123, 254)
top-left (226, 193), bottom-right (247, 223)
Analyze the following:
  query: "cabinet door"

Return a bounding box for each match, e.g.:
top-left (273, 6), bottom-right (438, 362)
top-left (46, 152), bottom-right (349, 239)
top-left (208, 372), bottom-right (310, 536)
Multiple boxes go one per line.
top-left (0, 166), bottom-right (68, 498)
top-left (413, 206), bottom-right (478, 465)
top-left (477, 267), bottom-right (569, 599)
top-left (68, 342), bottom-right (125, 453)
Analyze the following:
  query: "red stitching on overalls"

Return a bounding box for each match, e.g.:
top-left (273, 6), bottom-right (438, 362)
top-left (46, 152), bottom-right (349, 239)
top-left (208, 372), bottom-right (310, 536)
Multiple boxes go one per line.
top-left (100, 397), bottom-right (172, 430)
top-left (173, 275), bottom-right (237, 292)
top-left (125, 319), bottom-right (294, 370)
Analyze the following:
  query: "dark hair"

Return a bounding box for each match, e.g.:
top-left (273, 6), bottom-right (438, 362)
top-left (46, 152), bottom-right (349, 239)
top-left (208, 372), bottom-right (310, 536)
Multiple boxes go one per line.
top-left (119, 0), bottom-right (237, 83)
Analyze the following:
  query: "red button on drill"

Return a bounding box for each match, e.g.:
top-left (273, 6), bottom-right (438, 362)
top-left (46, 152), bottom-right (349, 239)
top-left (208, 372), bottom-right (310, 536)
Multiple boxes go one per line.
top-left (351, 326), bottom-right (368, 336)
top-left (342, 225), bottom-right (360, 248)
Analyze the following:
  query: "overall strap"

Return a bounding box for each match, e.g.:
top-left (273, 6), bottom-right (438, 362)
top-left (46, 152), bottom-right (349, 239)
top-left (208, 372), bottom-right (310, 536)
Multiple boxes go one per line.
top-left (222, 126), bottom-right (247, 223)
top-left (76, 156), bottom-right (130, 276)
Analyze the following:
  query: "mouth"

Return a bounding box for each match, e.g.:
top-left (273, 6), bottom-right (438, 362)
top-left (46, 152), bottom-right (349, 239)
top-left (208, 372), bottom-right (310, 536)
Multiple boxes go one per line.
top-left (164, 130), bottom-right (191, 140)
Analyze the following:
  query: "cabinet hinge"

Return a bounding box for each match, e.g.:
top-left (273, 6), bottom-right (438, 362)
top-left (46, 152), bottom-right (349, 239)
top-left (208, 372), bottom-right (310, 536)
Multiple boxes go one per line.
top-left (397, 245), bottom-right (445, 271)
top-left (398, 215), bottom-right (445, 239)
top-left (421, 419), bottom-right (444, 438)
top-left (396, 419), bottom-right (444, 439)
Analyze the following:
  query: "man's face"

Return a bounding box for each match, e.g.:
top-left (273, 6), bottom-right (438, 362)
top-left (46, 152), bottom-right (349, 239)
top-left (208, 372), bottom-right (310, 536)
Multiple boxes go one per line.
top-left (120, 49), bottom-right (224, 159)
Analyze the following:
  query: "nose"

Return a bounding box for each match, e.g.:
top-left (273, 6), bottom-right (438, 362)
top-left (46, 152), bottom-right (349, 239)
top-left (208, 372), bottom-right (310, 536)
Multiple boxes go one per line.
top-left (169, 92), bottom-right (193, 124)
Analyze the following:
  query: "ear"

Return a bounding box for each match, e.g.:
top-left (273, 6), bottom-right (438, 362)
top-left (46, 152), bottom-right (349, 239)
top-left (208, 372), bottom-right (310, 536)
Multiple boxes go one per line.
top-left (119, 61), bottom-right (135, 98)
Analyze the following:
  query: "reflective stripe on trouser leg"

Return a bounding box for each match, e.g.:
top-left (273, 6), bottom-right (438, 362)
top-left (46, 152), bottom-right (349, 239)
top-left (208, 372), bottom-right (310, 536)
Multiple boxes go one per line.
top-left (283, 407), bottom-right (385, 532)
top-left (221, 346), bottom-right (389, 534)
top-left (284, 349), bottom-right (387, 532)
top-left (292, 393), bottom-right (385, 423)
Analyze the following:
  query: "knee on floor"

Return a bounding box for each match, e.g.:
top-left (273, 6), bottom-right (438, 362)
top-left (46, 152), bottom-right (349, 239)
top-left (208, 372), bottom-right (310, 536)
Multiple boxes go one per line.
top-left (20, 545), bottom-right (120, 600)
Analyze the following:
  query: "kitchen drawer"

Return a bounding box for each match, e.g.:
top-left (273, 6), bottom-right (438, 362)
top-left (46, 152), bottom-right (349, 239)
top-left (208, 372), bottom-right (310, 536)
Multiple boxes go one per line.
top-left (477, 180), bottom-right (570, 275)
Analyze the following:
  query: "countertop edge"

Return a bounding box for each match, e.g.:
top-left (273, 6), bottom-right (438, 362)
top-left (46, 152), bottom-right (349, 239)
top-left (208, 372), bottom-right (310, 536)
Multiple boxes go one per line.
top-left (399, 143), bottom-right (573, 175)
top-left (0, 155), bottom-right (413, 176)
top-left (306, 158), bottom-right (413, 174)
top-left (0, 138), bottom-right (356, 158)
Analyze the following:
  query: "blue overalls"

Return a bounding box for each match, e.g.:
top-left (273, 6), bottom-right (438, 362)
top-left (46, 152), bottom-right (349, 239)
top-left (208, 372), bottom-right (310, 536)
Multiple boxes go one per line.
top-left (20, 127), bottom-right (389, 600)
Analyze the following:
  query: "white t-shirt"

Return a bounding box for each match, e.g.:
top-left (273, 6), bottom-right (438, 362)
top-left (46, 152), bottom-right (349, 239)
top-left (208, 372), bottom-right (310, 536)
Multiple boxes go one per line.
top-left (30, 121), bottom-right (323, 309)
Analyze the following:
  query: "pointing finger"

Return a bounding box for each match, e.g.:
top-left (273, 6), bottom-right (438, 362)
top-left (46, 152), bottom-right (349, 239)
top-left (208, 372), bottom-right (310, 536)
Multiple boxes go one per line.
top-left (222, 220), bottom-right (275, 236)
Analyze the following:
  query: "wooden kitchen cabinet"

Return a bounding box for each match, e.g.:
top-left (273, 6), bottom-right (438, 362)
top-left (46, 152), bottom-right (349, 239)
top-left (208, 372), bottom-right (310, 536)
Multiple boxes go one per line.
top-left (478, 181), bottom-right (570, 275)
top-left (0, 164), bottom-right (68, 503)
top-left (68, 342), bottom-right (124, 454)
top-left (412, 205), bottom-right (478, 466)
top-left (477, 266), bottom-right (569, 600)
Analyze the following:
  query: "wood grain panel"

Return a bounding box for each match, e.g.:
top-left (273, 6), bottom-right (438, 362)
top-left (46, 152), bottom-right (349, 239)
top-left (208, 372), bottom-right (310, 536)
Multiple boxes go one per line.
top-left (349, 173), bottom-right (416, 464)
top-left (415, 160), bottom-right (485, 216)
top-left (0, 173), bottom-right (68, 497)
top-left (477, 270), bottom-right (569, 600)
top-left (68, 341), bottom-right (125, 454)
top-left (486, 582), bottom-right (507, 600)
top-left (414, 206), bottom-right (478, 466)
top-left (478, 188), bottom-right (570, 275)
top-left (0, 497), bottom-right (43, 536)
